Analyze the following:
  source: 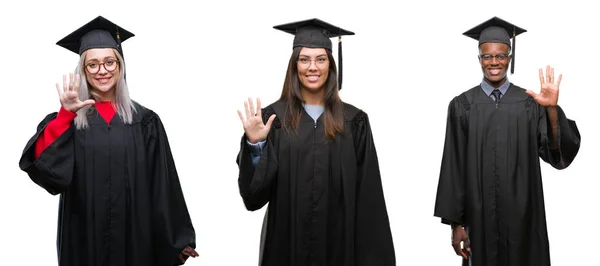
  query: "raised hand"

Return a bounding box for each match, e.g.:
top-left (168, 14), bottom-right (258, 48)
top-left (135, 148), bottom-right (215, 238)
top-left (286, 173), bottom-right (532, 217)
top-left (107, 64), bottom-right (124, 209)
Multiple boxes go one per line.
top-left (525, 65), bottom-right (561, 107)
top-left (237, 97), bottom-right (276, 144)
top-left (55, 73), bottom-right (95, 112)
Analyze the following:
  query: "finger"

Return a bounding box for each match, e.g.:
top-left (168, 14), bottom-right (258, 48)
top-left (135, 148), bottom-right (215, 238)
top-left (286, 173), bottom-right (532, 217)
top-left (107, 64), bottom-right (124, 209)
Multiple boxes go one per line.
top-left (458, 240), bottom-right (468, 259)
top-left (538, 68), bottom-right (544, 86)
top-left (452, 243), bottom-right (462, 256)
top-left (185, 248), bottom-right (199, 257)
top-left (182, 247), bottom-right (198, 257)
top-left (550, 67), bottom-right (555, 84)
top-left (237, 110), bottom-right (247, 124)
top-left (546, 65), bottom-right (551, 84)
top-left (63, 74), bottom-right (68, 92)
top-left (244, 101), bottom-right (251, 121)
top-left (460, 249), bottom-right (468, 259)
top-left (69, 73), bottom-right (74, 91)
top-left (557, 74), bottom-right (562, 87)
top-left (56, 83), bottom-right (62, 97)
top-left (465, 238), bottom-right (471, 253)
top-left (248, 97), bottom-right (256, 117)
top-left (256, 97), bottom-right (262, 118)
top-left (525, 90), bottom-right (537, 98)
top-left (178, 253), bottom-right (185, 263)
top-left (82, 99), bottom-right (96, 107)
top-left (264, 114), bottom-right (276, 129)
top-left (74, 74), bottom-right (81, 92)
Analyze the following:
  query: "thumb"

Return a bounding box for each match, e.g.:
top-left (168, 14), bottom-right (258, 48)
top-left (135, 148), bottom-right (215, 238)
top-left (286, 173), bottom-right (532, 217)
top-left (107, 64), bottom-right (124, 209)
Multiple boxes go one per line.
top-left (525, 90), bottom-right (537, 98)
top-left (264, 114), bottom-right (276, 129)
top-left (77, 99), bottom-right (96, 109)
top-left (82, 99), bottom-right (96, 106)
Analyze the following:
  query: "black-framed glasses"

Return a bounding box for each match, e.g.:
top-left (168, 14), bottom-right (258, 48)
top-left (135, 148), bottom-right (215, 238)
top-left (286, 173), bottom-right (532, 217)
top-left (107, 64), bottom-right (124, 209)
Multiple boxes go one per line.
top-left (86, 59), bottom-right (119, 74)
top-left (479, 54), bottom-right (510, 61)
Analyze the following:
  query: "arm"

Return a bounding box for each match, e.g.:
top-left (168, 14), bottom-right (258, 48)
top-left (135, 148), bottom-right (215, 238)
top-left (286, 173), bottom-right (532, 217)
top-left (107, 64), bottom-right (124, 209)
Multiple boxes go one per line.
top-left (527, 66), bottom-right (581, 168)
top-left (546, 106), bottom-right (560, 149)
top-left (236, 100), bottom-right (278, 212)
top-left (433, 97), bottom-right (468, 226)
top-left (144, 112), bottom-right (196, 265)
top-left (434, 98), bottom-right (472, 259)
top-left (538, 104), bottom-right (581, 169)
top-left (247, 139), bottom-right (266, 167)
top-left (19, 109), bottom-right (76, 195)
top-left (353, 111), bottom-right (396, 265)
top-left (19, 72), bottom-right (95, 195)
top-left (35, 107), bottom-right (77, 158)
top-left (236, 132), bottom-right (277, 211)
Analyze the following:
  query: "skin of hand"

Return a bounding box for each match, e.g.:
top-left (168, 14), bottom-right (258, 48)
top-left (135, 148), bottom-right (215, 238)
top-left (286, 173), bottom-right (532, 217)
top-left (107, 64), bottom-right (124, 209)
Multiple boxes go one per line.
top-left (237, 97), bottom-right (276, 144)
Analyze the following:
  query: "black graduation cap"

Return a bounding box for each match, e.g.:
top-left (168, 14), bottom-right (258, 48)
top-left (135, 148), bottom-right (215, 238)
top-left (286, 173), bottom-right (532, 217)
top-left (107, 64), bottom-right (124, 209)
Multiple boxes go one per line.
top-left (273, 18), bottom-right (354, 90)
top-left (56, 16), bottom-right (134, 58)
top-left (463, 16), bottom-right (527, 74)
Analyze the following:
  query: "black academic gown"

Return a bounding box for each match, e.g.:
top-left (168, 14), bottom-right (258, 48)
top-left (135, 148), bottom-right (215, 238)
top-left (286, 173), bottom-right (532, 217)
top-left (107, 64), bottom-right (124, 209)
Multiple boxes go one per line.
top-left (236, 101), bottom-right (396, 266)
top-left (19, 102), bottom-right (196, 266)
top-left (434, 84), bottom-right (581, 266)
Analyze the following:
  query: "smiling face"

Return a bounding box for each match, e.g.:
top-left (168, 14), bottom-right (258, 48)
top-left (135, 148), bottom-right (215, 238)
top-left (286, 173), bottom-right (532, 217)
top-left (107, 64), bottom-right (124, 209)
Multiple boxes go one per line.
top-left (84, 48), bottom-right (120, 97)
top-left (297, 47), bottom-right (330, 93)
top-left (479, 42), bottom-right (511, 88)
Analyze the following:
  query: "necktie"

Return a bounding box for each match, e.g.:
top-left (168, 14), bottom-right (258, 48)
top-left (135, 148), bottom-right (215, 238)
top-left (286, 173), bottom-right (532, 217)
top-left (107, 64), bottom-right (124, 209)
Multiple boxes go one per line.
top-left (492, 89), bottom-right (502, 102)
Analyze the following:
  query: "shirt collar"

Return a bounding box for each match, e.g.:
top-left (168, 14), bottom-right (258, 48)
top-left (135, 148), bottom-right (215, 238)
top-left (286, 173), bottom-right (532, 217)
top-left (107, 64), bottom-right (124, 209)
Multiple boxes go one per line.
top-left (481, 78), bottom-right (510, 97)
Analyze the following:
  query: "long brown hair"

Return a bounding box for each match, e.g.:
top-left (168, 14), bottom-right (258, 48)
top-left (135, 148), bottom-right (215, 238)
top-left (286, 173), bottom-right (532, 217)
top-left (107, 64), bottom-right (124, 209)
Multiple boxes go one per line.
top-left (279, 47), bottom-right (345, 139)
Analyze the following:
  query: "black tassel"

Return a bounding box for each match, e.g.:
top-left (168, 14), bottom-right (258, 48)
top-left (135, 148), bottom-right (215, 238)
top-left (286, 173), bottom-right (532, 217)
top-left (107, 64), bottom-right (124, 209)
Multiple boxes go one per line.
top-left (116, 26), bottom-right (126, 80)
top-left (511, 27), bottom-right (515, 74)
top-left (338, 36), bottom-right (343, 90)
top-left (116, 28), bottom-right (123, 57)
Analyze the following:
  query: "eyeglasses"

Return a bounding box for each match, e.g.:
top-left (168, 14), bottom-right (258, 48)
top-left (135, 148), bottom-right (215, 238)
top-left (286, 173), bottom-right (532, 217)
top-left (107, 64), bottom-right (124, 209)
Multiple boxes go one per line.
top-left (479, 54), bottom-right (510, 61)
top-left (85, 59), bottom-right (119, 74)
top-left (297, 57), bottom-right (329, 69)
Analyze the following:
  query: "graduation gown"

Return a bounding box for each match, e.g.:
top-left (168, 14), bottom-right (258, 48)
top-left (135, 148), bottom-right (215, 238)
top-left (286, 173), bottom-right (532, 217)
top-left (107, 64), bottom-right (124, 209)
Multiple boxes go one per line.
top-left (19, 102), bottom-right (196, 266)
top-left (434, 84), bottom-right (581, 266)
top-left (236, 101), bottom-right (396, 266)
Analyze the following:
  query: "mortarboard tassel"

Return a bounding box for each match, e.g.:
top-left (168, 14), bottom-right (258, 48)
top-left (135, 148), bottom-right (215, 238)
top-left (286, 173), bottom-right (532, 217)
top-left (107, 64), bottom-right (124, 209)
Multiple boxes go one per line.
top-left (511, 27), bottom-right (515, 74)
top-left (338, 36), bottom-right (343, 90)
top-left (116, 26), bottom-right (124, 59)
top-left (116, 26), bottom-right (127, 80)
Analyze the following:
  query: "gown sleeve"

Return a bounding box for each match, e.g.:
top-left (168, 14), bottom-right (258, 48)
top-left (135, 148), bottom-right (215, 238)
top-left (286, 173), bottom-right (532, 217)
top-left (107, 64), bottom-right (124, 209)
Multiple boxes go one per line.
top-left (434, 96), bottom-right (468, 226)
top-left (143, 111), bottom-right (196, 265)
top-left (35, 107), bottom-right (77, 158)
top-left (236, 106), bottom-right (279, 211)
top-left (352, 111), bottom-right (396, 265)
top-left (19, 108), bottom-right (76, 195)
top-left (537, 103), bottom-right (581, 169)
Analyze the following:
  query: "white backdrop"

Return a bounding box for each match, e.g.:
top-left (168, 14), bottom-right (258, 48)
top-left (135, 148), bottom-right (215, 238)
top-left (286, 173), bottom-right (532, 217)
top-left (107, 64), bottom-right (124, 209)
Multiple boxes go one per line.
top-left (1, 0), bottom-right (597, 265)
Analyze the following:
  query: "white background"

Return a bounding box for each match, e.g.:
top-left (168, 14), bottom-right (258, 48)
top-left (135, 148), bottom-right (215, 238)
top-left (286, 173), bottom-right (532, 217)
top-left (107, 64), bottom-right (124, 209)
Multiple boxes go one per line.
top-left (1, 0), bottom-right (597, 265)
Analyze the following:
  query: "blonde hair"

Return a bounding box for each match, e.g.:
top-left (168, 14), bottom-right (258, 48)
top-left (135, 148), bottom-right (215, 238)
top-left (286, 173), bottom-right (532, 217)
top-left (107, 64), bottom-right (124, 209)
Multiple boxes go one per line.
top-left (74, 48), bottom-right (137, 129)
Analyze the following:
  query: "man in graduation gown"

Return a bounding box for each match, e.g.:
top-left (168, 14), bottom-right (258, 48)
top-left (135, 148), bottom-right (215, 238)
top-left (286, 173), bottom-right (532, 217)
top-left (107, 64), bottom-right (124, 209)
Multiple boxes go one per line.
top-left (433, 17), bottom-right (581, 266)
top-left (18, 16), bottom-right (197, 265)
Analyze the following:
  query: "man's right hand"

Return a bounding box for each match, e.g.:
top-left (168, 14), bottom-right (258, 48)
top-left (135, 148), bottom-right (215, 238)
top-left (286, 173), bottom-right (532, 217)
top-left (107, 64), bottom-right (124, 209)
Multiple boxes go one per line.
top-left (452, 225), bottom-right (470, 259)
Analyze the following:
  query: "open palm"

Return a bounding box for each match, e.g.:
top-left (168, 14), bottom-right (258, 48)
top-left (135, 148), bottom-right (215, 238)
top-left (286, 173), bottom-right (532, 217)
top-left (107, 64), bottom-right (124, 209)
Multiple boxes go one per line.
top-left (237, 97), bottom-right (276, 144)
top-left (56, 73), bottom-right (95, 112)
top-left (526, 65), bottom-right (560, 107)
